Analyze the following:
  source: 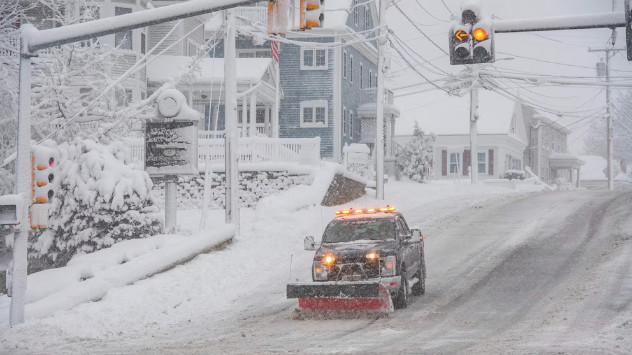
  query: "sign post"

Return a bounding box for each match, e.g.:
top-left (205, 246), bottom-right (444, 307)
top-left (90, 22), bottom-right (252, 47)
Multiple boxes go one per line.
top-left (146, 89), bottom-right (200, 233)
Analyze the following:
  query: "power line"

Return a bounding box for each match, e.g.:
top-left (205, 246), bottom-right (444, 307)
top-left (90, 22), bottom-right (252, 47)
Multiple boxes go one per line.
top-left (438, 0), bottom-right (454, 16)
top-left (389, 31), bottom-right (451, 76)
top-left (388, 38), bottom-right (452, 94)
top-left (392, 2), bottom-right (448, 55)
top-left (498, 50), bottom-right (632, 74)
top-left (414, 0), bottom-right (450, 22)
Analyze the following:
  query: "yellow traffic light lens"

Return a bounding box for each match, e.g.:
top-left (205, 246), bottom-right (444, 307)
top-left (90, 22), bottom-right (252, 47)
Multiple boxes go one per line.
top-left (473, 28), bottom-right (487, 41)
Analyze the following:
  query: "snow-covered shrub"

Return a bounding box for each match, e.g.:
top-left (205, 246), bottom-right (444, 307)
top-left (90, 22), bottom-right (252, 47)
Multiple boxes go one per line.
top-left (29, 139), bottom-right (162, 271)
top-left (552, 177), bottom-right (574, 191)
top-left (397, 122), bottom-right (435, 183)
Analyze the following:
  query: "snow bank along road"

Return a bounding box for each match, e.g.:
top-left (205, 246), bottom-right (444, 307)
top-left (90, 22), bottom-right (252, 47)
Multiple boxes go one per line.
top-left (3, 190), bottom-right (632, 353)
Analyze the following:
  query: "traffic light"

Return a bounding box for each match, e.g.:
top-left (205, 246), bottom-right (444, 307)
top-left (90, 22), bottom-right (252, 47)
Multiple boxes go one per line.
top-left (449, 4), bottom-right (495, 65)
top-left (450, 23), bottom-right (472, 65)
top-left (267, 0), bottom-right (288, 35)
top-left (471, 19), bottom-right (494, 64)
top-left (299, 0), bottom-right (324, 30)
top-left (31, 145), bottom-right (57, 228)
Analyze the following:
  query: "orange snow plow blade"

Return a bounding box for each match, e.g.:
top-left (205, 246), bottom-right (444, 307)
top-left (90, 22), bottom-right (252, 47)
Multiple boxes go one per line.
top-left (287, 282), bottom-right (393, 315)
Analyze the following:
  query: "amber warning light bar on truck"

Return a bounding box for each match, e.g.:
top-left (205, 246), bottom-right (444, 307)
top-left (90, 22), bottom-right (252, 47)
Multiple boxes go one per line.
top-left (335, 206), bottom-right (396, 216)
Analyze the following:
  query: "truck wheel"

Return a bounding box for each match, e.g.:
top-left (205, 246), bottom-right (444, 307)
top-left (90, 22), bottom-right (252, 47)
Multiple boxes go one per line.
top-left (412, 254), bottom-right (426, 296)
top-left (393, 275), bottom-right (408, 309)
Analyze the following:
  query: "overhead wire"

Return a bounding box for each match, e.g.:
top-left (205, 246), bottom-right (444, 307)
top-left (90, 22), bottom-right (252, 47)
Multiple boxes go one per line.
top-left (392, 2), bottom-right (448, 55)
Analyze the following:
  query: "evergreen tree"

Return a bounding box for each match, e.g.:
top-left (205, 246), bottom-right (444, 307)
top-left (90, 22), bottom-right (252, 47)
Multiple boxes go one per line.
top-left (397, 122), bottom-right (435, 183)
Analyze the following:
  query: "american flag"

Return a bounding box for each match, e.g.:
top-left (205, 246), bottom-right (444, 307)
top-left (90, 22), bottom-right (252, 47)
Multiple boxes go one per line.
top-left (271, 40), bottom-right (279, 63)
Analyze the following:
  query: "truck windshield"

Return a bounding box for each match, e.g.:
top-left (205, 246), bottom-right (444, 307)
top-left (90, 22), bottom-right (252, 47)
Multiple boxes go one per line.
top-left (322, 218), bottom-right (395, 243)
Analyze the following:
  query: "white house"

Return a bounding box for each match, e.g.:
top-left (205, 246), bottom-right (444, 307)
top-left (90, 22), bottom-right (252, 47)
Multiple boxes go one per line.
top-left (395, 91), bottom-right (528, 181)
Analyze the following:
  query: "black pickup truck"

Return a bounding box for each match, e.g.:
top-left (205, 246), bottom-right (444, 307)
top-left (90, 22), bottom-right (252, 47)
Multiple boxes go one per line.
top-left (288, 207), bottom-right (425, 311)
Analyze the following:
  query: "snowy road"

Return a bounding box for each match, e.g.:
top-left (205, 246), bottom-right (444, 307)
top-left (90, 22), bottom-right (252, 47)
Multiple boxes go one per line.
top-left (3, 189), bottom-right (632, 354)
top-left (173, 191), bottom-right (632, 354)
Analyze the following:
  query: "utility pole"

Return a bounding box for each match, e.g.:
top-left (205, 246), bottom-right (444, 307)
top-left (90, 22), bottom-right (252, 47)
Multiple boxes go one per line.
top-left (469, 74), bottom-right (479, 184)
top-left (375, 0), bottom-right (387, 200)
top-left (588, 1), bottom-right (624, 191)
top-left (225, 10), bottom-right (240, 233)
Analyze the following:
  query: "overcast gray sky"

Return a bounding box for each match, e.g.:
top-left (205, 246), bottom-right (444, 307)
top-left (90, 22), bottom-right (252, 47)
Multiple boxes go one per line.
top-left (388, 0), bottom-right (632, 153)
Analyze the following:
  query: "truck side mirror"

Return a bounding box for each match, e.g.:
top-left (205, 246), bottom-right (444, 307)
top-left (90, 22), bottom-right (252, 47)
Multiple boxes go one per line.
top-left (304, 236), bottom-right (315, 251)
top-left (411, 228), bottom-right (422, 241)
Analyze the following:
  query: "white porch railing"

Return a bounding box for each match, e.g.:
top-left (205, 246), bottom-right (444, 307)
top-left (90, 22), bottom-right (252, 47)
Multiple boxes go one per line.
top-left (126, 136), bottom-right (321, 168)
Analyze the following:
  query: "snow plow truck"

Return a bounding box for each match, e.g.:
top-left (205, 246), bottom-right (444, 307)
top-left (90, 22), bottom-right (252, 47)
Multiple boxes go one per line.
top-left (287, 206), bottom-right (426, 315)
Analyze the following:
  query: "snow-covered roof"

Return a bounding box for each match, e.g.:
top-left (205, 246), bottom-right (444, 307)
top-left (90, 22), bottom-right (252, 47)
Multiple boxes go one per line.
top-left (532, 112), bottom-right (572, 135)
top-left (410, 91), bottom-right (517, 136)
top-left (357, 102), bottom-right (401, 117)
top-left (147, 55), bottom-right (272, 84)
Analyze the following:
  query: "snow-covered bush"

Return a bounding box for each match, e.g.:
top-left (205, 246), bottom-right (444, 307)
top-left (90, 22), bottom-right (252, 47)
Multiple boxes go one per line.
top-left (29, 139), bottom-right (162, 271)
top-left (397, 122), bottom-right (435, 183)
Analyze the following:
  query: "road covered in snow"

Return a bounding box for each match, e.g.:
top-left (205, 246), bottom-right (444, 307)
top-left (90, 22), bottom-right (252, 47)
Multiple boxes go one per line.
top-left (2, 183), bottom-right (632, 354)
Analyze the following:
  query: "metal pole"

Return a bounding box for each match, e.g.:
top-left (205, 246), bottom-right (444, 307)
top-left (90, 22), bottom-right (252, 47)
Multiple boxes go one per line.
top-left (376, 0), bottom-right (387, 200)
top-left (606, 49), bottom-right (614, 191)
top-left (273, 60), bottom-right (280, 138)
top-left (10, 29), bottom-right (34, 326)
top-left (470, 79), bottom-right (479, 184)
top-left (164, 175), bottom-right (177, 232)
top-left (225, 10), bottom-right (240, 233)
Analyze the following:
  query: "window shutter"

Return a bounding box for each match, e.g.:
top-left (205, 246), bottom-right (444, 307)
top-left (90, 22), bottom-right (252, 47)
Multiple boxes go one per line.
top-left (463, 150), bottom-right (471, 176)
top-left (442, 150), bottom-right (447, 176)
top-left (489, 149), bottom-right (494, 175)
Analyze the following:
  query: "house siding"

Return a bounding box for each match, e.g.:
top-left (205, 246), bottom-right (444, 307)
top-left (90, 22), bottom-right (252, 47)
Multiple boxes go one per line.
top-left (279, 37), bottom-right (335, 157)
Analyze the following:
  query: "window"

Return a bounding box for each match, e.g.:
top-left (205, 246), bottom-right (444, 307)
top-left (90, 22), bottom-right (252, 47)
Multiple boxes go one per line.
top-left (375, 73), bottom-right (378, 87)
top-left (478, 151), bottom-right (488, 174)
top-left (350, 55), bottom-right (354, 82)
top-left (343, 51), bottom-right (348, 78)
top-left (141, 33), bottom-right (146, 55)
top-left (300, 100), bottom-right (328, 127)
top-left (343, 107), bottom-right (348, 136)
top-left (359, 63), bottom-right (364, 89)
top-left (369, 69), bottom-right (373, 87)
top-left (364, 5), bottom-right (370, 30)
top-left (349, 111), bottom-right (354, 138)
top-left (114, 7), bottom-right (133, 50)
top-left (449, 152), bottom-right (461, 174)
top-left (301, 48), bottom-right (328, 70)
top-left (354, 0), bottom-right (359, 26)
top-left (115, 88), bottom-right (133, 107)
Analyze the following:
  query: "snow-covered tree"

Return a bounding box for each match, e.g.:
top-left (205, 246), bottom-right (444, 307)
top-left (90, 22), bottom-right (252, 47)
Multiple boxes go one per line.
top-left (29, 139), bottom-right (162, 271)
top-left (397, 122), bottom-right (435, 183)
top-left (0, 0), bottom-right (27, 194)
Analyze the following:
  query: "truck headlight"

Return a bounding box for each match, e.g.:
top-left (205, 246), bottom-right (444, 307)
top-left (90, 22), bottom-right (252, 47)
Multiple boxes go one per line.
top-left (381, 255), bottom-right (396, 277)
top-left (313, 262), bottom-right (328, 281)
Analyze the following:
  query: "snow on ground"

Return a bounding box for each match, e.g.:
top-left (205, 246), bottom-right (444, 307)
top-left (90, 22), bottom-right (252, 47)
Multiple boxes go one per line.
top-left (0, 178), bottom-right (542, 352)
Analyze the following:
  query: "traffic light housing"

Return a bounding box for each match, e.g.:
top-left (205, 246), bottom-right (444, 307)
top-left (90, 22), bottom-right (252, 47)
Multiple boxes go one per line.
top-left (31, 145), bottom-right (57, 228)
top-left (267, 0), bottom-right (288, 35)
top-left (299, 0), bottom-right (324, 30)
top-left (449, 5), bottom-right (495, 65)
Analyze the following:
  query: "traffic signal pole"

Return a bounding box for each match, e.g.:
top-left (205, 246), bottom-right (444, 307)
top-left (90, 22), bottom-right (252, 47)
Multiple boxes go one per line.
top-left (469, 76), bottom-right (479, 184)
top-left (10, 29), bottom-right (35, 326)
top-left (225, 10), bottom-right (240, 234)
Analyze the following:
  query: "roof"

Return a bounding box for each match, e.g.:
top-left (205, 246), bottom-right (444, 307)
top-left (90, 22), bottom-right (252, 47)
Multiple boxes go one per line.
top-left (147, 55), bottom-right (272, 84)
top-left (410, 91), bottom-right (517, 136)
top-left (357, 102), bottom-right (401, 117)
top-left (532, 112), bottom-right (573, 135)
